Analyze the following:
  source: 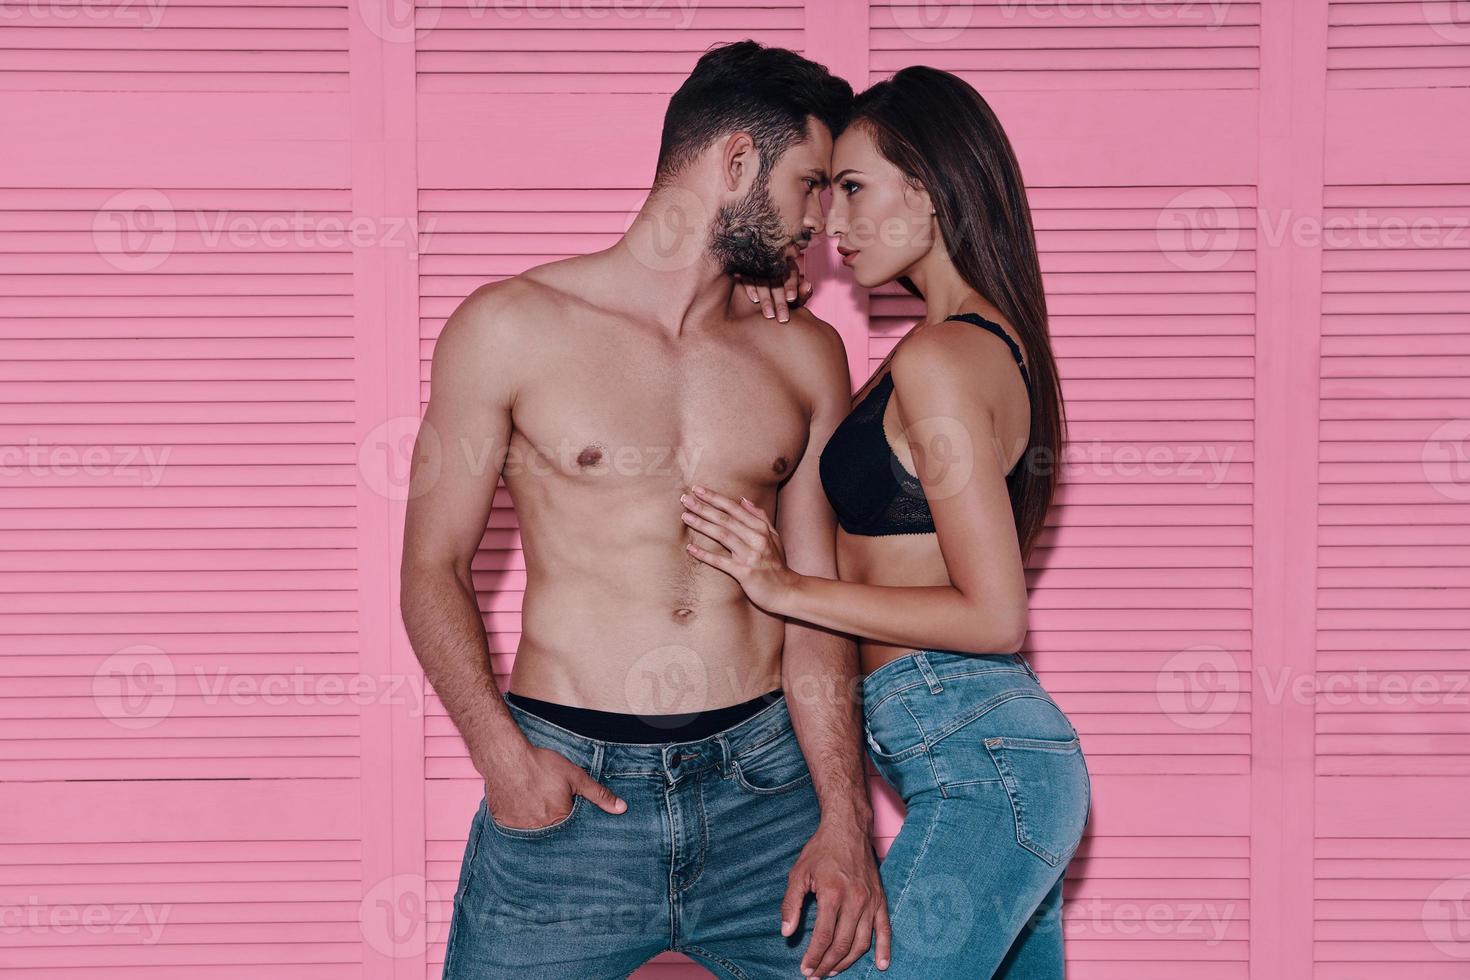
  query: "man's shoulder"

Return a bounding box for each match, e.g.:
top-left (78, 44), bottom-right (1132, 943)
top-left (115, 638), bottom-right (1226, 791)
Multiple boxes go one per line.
top-left (441, 260), bottom-right (597, 359)
top-left (782, 306), bottom-right (850, 381)
top-left (454, 268), bottom-right (569, 331)
top-left (731, 302), bottom-right (845, 362)
top-left (736, 305), bottom-right (850, 408)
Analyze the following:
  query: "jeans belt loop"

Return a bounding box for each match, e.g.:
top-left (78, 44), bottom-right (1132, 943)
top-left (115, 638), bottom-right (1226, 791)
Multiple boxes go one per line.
top-left (914, 652), bottom-right (944, 694)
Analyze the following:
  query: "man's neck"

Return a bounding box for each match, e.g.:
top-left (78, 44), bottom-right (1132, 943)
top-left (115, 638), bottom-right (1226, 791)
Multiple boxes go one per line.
top-left (607, 185), bottom-right (736, 337)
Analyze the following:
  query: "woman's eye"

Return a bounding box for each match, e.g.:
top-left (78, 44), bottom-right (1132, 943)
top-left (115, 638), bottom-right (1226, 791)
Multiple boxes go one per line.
top-left (841, 180), bottom-right (860, 196)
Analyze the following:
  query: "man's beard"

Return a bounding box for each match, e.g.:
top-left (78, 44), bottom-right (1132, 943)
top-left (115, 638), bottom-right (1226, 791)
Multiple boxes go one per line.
top-left (707, 173), bottom-right (803, 280)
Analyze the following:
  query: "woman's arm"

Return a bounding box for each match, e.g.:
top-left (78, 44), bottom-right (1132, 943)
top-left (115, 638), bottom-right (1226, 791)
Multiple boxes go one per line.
top-left (682, 322), bottom-right (1031, 653)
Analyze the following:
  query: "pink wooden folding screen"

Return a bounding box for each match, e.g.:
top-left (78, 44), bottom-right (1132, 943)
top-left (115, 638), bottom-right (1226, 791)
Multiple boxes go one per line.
top-left (4, 1), bottom-right (1468, 977)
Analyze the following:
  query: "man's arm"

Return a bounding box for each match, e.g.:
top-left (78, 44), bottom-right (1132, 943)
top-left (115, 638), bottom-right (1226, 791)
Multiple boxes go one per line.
top-left (775, 311), bottom-right (892, 976)
top-left (399, 281), bottom-right (625, 828)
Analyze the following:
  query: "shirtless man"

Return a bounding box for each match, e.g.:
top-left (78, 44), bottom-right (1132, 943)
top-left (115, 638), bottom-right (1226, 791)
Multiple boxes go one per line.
top-left (400, 42), bottom-right (890, 978)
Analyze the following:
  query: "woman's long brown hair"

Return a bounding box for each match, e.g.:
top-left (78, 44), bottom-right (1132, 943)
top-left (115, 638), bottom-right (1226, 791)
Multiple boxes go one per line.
top-left (849, 66), bottom-right (1066, 563)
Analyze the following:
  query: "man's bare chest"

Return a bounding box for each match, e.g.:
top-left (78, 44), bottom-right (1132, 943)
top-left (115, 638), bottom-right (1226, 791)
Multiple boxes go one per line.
top-left (506, 342), bottom-right (810, 490)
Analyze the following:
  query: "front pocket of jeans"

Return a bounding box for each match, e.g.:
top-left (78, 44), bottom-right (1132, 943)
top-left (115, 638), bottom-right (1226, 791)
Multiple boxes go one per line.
top-left (455, 798), bottom-right (490, 904)
top-left (488, 794), bottom-right (583, 839)
top-left (733, 728), bottom-right (813, 794)
top-left (863, 690), bottom-right (926, 760)
top-left (983, 734), bottom-right (1088, 867)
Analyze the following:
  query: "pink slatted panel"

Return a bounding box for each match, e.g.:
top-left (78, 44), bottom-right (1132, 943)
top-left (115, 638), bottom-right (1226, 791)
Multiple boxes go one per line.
top-left (1313, 41), bottom-right (1470, 974)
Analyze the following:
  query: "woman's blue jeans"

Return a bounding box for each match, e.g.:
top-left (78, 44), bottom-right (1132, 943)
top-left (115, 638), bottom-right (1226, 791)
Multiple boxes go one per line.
top-left (836, 650), bottom-right (1092, 979)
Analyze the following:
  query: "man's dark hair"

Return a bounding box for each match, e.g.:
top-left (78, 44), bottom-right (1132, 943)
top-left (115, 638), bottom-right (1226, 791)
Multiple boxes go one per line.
top-left (652, 41), bottom-right (853, 190)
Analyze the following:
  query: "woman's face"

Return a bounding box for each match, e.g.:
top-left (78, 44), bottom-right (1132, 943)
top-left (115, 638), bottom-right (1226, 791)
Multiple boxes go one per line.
top-left (825, 123), bottom-right (936, 289)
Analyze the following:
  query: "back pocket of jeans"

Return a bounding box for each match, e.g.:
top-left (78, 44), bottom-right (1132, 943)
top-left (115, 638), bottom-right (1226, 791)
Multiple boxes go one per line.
top-left (983, 734), bottom-right (1089, 867)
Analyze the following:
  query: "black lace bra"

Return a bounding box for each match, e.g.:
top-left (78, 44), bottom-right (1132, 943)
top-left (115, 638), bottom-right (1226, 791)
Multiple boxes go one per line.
top-left (818, 312), bottom-right (1032, 537)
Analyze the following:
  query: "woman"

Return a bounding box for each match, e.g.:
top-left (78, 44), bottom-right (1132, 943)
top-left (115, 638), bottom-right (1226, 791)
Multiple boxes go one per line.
top-left (685, 67), bottom-right (1089, 979)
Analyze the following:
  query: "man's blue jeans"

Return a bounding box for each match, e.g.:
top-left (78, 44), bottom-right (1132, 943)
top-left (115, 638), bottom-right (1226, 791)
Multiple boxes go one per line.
top-left (441, 691), bottom-right (825, 978)
top-left (836, 650), bottom-right (1092, 979)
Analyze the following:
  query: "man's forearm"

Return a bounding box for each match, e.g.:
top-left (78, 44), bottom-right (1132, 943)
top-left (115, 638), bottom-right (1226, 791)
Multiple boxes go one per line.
top-left (781, 619), bottom-right (871, 833)
top-left (400, 561), bottom-right (529, 776)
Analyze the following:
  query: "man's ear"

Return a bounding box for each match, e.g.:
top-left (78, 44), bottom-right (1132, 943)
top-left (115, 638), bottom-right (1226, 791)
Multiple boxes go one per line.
top-left (719, 131), bottom-right (758, 194)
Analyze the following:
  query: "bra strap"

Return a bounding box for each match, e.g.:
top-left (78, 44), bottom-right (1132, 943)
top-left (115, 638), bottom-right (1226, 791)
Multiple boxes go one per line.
top-left (944, 313), bottom-right (1032, 390)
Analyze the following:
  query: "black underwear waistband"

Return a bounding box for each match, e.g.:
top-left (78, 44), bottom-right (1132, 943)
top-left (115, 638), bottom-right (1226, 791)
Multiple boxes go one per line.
top-left (505, 688), bottom-right (784, 744)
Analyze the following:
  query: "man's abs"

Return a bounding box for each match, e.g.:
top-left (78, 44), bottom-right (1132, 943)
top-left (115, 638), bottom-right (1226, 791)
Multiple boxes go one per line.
top-left (506, 530), bottom-right (786, 713)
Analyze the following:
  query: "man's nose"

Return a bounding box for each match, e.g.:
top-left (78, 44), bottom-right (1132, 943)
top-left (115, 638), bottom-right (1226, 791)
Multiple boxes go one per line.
top-left (804, 208), bottom-right (824, 238)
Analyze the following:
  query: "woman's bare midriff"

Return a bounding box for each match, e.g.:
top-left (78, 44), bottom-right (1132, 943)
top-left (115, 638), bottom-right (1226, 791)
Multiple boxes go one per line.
top-left (834, 529), bottom-right (958, 676)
